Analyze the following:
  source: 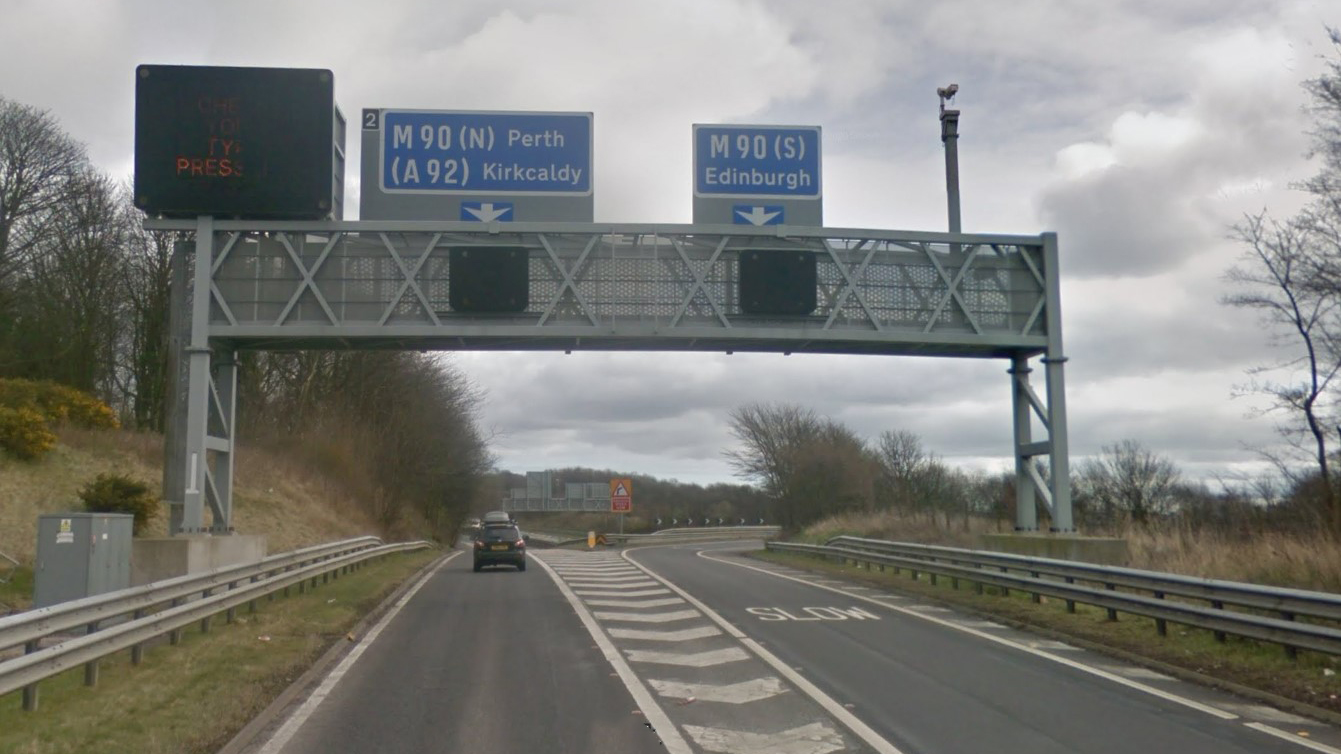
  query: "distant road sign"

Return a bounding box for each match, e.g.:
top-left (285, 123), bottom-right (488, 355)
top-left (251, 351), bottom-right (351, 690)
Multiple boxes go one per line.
top-left (610, 478), bottom-right (632, 513)
top-left (693, 124), bottom-right (821, 226)
top-left (360, 109), bottom-right (593, 221)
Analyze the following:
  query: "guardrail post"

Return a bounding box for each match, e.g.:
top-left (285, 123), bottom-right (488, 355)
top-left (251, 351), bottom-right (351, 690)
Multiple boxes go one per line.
top-left (1282, 611), bottom-right (1298, 659)
top-left (1211, 601), bottom-right (1226, 642)
top-left (1105, 584), bottom-right (1118, 621)
top-left (200, 588), bottom-right (214, 633)
top-left (1153, 592), bottom-right (1167, 636)
top-left (1030, 572), bottom-right (1041, 603)
top-left (84, 621), bottom-right (101, 686)
top-left (22, 640), bottom-right (39, 711)
top-left (169, 598), bottom-right (184, 644)
top-left (131, 608), bottom-right (147, 664)
top-left (1064, 577), bottom-right (1076, 613)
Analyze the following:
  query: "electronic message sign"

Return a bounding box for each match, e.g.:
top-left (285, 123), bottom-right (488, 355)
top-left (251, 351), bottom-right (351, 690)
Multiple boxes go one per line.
top-left (134, 65), bottom-right (341, 219)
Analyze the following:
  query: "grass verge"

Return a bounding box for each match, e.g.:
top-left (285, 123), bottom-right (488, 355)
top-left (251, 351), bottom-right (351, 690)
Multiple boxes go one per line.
top-left (1, 566), bottom-right (34, 613)
top-left (752, 548), bottom-right (1341, 718)
top-left (0, 548), bottom-right (441, 754)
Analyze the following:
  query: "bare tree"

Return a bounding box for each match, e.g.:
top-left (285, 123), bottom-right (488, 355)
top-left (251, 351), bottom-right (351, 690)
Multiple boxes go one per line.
top-left (117, 194), bottom-right (177, 429)
top-left (5, 170), bottom-right (129, 394)
top-left (725, 403), bottom-right (878, 530)
top-left (1075, 440), bottom-right (1181, 526)
top-left (0, 97), bottom-right (87, 287)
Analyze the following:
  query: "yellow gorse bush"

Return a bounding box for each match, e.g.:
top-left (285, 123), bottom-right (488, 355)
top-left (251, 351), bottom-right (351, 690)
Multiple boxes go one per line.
top-left (0, 379), bottom-right (119, 460)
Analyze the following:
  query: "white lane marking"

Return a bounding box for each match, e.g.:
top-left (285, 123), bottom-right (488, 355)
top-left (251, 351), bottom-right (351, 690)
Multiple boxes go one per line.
top-left (696, 550), bottom-right (1240, 722)
top-left (593, 609), bottom-right (701, 623)
top-left (552, 572), bottom-right (645, 580)
top-left (625, 549), bottom-right (905, 754)
top-left (257, 551), bottom-right (459, 754)
top-left (574, 587), bottom-right (671, 597)
top-left (532, 551), bottom-right (693, 754)
top-left (625, 647), bottom-right (751, 667)
top-left (649, 677), bottom-right (788, 704)
top-left (1244, 723), bottom-right (1341, 753)
top-left (607, 625), bottom-right (722, 642)
top-left (683, 721), bottom-right (845, 754)
top-left (586, 597), bottom-right (686, 608)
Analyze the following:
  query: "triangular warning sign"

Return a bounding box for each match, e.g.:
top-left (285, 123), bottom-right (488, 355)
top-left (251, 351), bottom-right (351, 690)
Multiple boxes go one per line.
top-left (614, 483), bottom-right (628, 496)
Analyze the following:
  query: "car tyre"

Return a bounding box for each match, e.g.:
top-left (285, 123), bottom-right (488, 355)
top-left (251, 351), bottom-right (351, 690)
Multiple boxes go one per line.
top-left (473, 562), bottom-right (482, 573)
top-left (517, 561), bottom-right (526, 572)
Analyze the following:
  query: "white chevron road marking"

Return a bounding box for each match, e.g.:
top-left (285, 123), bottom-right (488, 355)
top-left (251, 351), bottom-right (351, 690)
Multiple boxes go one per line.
top-left (584, 597), bottom-right (686, 608)
top-left (648, 677), bottom-right (788, 704)
top-left (574, 587), bottom-right (670, 597)
top-left (592, 608), bottom-right (701, 623)
top-left (606, 625), bottom-right (722, 642)
top-left (555, 573), bottom-right (649, 582)
top-left (566, 579), bottom-right (660, 589)
top-left (683, 722), bottom-right (845, 754)
top-left (625, 647), bottom-right (750, 667)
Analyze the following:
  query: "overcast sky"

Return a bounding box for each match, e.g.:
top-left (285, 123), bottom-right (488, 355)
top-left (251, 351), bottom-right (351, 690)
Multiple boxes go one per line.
top-left (3, 0), bottom-right (1337, 487)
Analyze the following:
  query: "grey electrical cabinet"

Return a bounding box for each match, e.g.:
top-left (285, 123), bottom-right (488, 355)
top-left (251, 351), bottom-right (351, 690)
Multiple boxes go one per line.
top-left (34, 513), bottom-right (134, 608)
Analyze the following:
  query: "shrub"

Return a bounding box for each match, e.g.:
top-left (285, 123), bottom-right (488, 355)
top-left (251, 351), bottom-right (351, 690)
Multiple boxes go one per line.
top-left (79, 472), bottom-right (158, 535)
top-left (0, 378), bottom-right (119, 430)
top-left (0, 406), bottom-right (58, 460)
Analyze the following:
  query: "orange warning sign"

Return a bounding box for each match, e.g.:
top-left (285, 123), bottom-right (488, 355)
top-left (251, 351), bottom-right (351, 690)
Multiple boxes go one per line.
top-left (610, 478), bottom-right (632, 512)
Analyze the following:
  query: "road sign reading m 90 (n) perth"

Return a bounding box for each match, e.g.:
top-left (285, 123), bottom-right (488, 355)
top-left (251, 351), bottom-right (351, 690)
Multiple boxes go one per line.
top-left (359, 109), bottom-right (593, 222)
top-left (693, 124), bottom-right (822, 227)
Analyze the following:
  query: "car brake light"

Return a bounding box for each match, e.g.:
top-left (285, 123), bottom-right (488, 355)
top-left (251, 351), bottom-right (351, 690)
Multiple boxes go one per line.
top-left (474, 540), bottom-right (484, 548)
top-left (515, 539), bottom-right (526, 548)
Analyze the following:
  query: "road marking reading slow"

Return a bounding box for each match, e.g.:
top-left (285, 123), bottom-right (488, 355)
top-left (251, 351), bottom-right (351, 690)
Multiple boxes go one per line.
top-left (746, 606), bottom-right (881, 622)
top-left (694, 548), bottom-right (1240, 722)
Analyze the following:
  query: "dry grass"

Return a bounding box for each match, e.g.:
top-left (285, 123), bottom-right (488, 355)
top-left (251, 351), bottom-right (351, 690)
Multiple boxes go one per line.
top-left (795, 508), bottom-right (1008, 549)
top-left (796, 508), bottom-right (1341, 593)
top-left (0, 426), bottom-right (387, 575)
top-left (1125, 526), bottom-right (1341, 593)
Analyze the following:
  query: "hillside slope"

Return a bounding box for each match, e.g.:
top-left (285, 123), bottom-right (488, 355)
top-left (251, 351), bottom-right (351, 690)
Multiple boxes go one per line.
top-left (0, 426), bottom-right (388, 574)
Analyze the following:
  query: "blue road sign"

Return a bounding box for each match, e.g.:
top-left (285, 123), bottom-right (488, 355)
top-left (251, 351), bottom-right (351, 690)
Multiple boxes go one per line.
top-left (461, 201), bottom-right (514, 222)
top-left (380, 110), bottom-right (591, 195)
top-left (694, 124), bottom-right (821, 198)
top-left (733, 205), bottom-right (784, 225)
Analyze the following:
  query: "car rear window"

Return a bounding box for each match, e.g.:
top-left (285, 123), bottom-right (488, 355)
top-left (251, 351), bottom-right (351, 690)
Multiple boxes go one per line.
top-left (482, 526), bottom-right (519, 541)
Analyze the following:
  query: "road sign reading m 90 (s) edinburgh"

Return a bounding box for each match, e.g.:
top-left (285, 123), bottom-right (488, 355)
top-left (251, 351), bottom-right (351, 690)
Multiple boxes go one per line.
top-left (134, 64), bottom-right (336, 219)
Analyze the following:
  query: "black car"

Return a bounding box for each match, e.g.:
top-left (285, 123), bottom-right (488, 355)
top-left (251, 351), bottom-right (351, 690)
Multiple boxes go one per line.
top-left (473, 523), bottom-right (527, 572)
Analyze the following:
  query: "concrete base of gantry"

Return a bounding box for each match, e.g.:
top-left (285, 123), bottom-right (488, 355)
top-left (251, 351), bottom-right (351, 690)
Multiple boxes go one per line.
top-left (978, 533), bottom-right (1129, 566)
top-left (131, 535), bottom-right (268, 586)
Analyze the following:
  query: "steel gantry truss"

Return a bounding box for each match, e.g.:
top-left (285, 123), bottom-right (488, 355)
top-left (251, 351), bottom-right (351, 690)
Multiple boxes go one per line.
top-left (147, 217), bottom-right (1073, 534)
